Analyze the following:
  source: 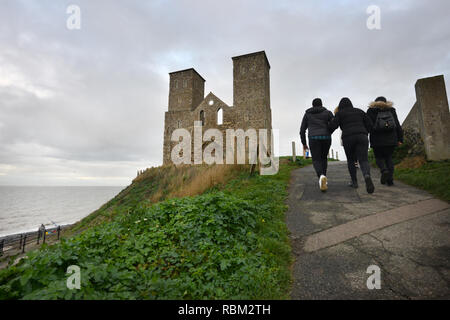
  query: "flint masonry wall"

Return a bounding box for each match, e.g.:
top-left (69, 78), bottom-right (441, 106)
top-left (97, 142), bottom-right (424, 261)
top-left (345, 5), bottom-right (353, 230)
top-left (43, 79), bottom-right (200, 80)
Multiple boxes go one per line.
top-left (163, 51), bottom-right (272, 165)
top-left (402, 75), bottom-right (450, 161)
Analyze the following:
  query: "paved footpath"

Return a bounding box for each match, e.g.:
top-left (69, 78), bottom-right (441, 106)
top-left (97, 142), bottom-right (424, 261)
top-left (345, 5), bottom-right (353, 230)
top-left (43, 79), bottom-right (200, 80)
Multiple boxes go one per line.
top-left (287, 161), bottom-right (450, 299)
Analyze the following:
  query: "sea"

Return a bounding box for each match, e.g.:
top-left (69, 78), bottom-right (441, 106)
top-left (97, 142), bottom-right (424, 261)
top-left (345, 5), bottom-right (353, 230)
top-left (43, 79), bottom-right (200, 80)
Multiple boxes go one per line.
top-left (0, 186), bottom-right (124, 238)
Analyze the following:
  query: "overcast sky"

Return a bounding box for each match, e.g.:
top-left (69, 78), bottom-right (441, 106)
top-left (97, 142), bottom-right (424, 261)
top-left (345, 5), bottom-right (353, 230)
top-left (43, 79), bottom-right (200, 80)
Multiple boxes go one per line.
top-left (0, 0), bottom-right (449, 186)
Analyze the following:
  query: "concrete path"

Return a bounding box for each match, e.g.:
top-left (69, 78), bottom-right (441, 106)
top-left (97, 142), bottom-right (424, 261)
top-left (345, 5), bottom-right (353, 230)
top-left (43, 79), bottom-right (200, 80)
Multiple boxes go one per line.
top-left (287, 161), bottom-right (450, 299)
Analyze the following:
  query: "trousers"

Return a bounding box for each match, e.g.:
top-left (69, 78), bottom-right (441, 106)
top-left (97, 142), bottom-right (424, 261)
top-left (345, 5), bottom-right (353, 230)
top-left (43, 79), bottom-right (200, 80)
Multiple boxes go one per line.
top-left (343, 134), bottom-right (371, 182)
top-left (309, 138), bottom-right (332, 178)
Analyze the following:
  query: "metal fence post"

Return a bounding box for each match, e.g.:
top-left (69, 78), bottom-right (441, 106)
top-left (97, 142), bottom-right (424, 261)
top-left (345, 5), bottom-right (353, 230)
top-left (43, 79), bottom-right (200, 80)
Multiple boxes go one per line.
top-left (37, 228), bottom-right (41, 244)
top-left (57, 226), bottom-right (61, 240)
top-left (19, 234), bottom-right (23, 249)
top-left (22, 235), bottom-right (27, 253)
top-left (43, 230), bottom-right (46, 244)
top-left (0, 239), bottom-right (4, 256)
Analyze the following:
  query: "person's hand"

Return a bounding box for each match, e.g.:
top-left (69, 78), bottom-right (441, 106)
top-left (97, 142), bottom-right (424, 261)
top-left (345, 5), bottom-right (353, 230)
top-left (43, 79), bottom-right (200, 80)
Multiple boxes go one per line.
top-left (303, 145), bottom-right (309, 151)
top-left (398, 141), bottom-right (403, 146)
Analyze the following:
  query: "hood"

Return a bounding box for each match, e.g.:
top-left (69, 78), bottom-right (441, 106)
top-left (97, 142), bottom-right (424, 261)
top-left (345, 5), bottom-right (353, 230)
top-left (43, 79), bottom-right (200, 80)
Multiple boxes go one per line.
top-left (306, 106), bottom-right (327, 114)
top-left (338, 97), bottom-right (353, 110)
top-left (369, 101), bottom-right (394, 109)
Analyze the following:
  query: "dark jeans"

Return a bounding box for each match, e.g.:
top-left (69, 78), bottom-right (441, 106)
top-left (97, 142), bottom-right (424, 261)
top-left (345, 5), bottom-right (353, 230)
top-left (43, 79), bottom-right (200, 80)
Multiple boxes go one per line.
top-left (343, 134), bottom-right (371, 182)
top-left (309, 138), bottom-right (331, 178)
top-left (373, 146), bottom-right (395, 182)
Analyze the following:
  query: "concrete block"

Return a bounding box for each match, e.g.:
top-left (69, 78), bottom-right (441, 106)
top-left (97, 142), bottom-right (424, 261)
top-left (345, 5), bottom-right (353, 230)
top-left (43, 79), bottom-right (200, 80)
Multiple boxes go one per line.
top-left (414, 75), bottom-right (450, 160)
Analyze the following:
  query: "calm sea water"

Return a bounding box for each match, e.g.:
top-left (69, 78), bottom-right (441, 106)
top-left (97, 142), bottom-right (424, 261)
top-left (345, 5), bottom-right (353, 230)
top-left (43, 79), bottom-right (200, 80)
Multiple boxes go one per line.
top-left (0, 186), bottom-right (123, 237)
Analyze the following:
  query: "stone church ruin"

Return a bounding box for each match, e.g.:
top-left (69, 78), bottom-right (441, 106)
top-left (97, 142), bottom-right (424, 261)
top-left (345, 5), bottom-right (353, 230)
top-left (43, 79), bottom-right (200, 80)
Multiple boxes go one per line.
top-left (162, 51), bottom-right (273, 166)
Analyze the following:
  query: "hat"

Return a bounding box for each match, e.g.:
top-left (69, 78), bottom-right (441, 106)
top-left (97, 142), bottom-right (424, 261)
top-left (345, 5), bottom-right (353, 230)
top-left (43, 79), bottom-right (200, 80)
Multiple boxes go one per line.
top-left (312, 98), bottom-right (323, 107)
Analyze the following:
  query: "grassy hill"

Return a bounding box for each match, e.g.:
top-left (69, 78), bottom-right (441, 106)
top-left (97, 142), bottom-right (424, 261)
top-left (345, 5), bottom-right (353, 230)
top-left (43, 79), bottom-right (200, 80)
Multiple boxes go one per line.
top-left (0, 157), bottom-right (311, 300)
top-left (67, 164), bottom-right (248, 235)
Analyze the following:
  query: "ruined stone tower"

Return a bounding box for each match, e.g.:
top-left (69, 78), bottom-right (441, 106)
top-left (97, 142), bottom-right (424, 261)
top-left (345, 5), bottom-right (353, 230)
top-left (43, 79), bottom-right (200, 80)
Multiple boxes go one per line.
top-left (163, 51), bottom-right (272, 165)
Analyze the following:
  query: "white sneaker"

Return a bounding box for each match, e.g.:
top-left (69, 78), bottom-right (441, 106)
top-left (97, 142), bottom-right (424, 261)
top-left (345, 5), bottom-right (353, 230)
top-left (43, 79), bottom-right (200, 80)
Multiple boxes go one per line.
top-left (319, 175), bottom-right (328, 191)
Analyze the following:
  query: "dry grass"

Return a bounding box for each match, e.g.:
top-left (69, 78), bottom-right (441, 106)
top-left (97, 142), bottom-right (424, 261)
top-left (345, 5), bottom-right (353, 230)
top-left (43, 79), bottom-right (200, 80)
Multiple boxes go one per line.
top-left (396, 156), bottom-right (427, 169)
top-left (169, 164), bottom-right (247, 198)
top-left (134, 163), bottom-right (249, 203)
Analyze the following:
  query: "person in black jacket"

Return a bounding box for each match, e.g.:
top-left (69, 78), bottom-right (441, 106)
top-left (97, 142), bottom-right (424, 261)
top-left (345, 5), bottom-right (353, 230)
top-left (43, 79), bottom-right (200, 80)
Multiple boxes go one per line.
top-left (300, 98), bottom-right (334, 191)
top-left (367, 96), bottom-right (403, 186)
top-left (329, 97), bottom-right (375, 193)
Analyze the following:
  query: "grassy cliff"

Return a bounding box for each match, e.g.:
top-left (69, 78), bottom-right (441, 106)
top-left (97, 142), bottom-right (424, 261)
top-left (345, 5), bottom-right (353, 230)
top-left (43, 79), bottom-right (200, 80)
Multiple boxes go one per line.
top-left (0, 157), bottom-right (311, 299)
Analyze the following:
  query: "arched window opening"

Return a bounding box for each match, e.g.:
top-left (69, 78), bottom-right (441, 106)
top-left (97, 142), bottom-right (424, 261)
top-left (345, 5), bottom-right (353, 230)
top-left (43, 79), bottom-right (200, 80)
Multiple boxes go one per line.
top-left (200, 110), bottom-right (205, 126)
top-left (217, 108), bottom-right (223, 125)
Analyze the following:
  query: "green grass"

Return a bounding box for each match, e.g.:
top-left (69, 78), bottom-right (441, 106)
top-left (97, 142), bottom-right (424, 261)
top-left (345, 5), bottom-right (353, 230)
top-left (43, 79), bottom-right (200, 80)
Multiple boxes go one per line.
top-left (0, 157), bottom-right (310, 300)
top-left (394, 160), bottom-right (450, 202)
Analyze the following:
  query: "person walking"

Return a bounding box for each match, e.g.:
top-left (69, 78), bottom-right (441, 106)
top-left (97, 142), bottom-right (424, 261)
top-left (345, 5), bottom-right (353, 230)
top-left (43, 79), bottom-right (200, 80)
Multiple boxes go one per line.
top-left (367, 96), bottom-right (403, 186)
top-left (329, 97), bottom-right (375, 193)
top-left (334, 106), bottom-right (359, 169)
top-left (300, 98), bottom-right (334, 191)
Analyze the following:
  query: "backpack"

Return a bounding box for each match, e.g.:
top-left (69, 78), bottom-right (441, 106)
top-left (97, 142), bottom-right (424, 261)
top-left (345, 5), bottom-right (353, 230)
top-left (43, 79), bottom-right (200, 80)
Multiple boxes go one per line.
top-left (374, 110), bottom-right (396, 132)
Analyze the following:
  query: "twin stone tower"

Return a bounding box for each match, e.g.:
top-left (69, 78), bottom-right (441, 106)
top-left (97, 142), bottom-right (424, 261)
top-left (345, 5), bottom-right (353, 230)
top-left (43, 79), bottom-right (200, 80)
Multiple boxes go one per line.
top-left (163, 51), bottom-right (272, 165)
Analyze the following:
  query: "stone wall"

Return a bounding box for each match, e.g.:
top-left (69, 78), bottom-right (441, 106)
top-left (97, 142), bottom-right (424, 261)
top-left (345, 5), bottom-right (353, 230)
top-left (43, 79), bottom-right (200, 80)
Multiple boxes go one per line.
top-left (402, 102), bottom-right (420, 131)
top-left (402, 75), bottom-right (450, 161)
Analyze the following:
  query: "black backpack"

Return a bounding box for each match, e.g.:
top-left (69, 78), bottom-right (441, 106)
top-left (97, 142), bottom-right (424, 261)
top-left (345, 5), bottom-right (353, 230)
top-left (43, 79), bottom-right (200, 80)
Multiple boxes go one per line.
top-left (374, 110), bottom-right (396, 132)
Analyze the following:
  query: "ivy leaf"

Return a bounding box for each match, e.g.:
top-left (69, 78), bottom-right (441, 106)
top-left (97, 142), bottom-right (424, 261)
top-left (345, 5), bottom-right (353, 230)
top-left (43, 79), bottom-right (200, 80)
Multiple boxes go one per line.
top-left (220, 260), bottom-right (231, 271)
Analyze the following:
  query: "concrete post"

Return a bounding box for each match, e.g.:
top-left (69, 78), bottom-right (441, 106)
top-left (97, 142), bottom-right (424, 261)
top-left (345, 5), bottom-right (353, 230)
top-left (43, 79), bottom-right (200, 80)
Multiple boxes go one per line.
top-left (331, 149), bottom-right (334, 159)
top-left (292, 141), bottom-right (296, 162)
top-left (336, 151), bottom-right (339, 161)
top-left (414, 75), bottom-right (450, 160)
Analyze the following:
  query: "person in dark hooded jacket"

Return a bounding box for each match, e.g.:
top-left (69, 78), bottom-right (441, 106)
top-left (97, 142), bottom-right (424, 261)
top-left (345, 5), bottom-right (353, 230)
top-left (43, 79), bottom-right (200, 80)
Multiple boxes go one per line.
top-left (367, 96), bottom-right (403, 186)
top-left (329, 97), bottom-right (375, 194)
top-left (300, 98), bottom-right (334, 191)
